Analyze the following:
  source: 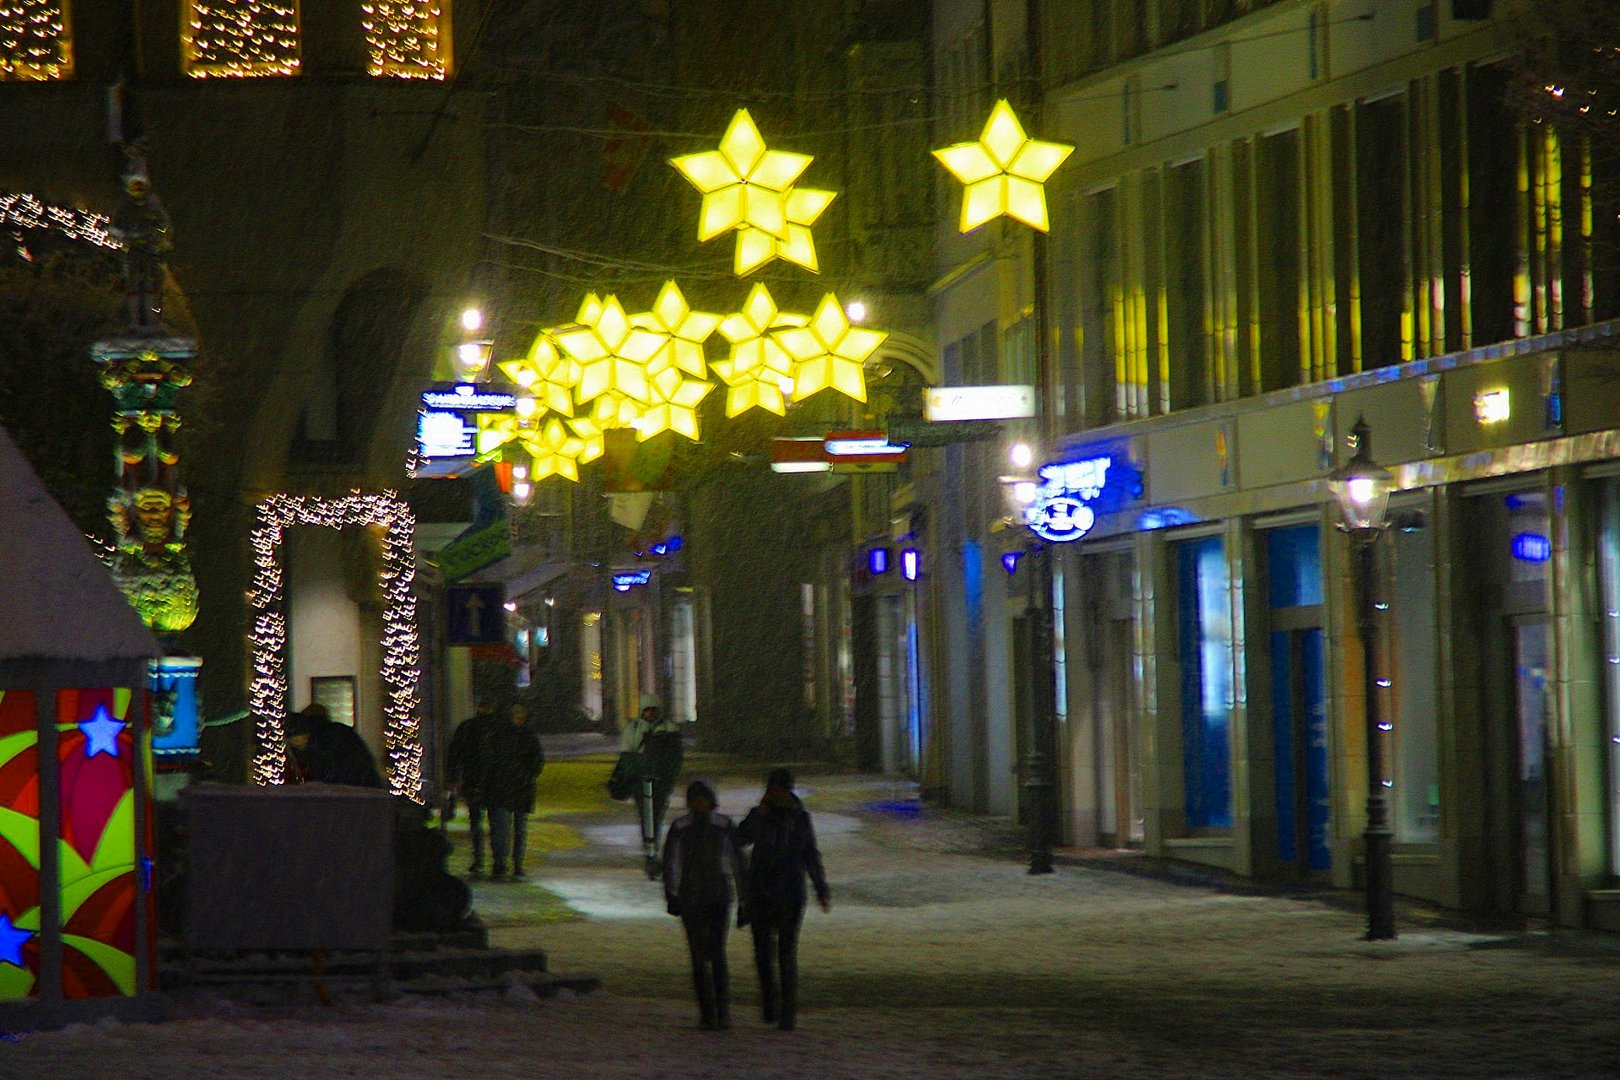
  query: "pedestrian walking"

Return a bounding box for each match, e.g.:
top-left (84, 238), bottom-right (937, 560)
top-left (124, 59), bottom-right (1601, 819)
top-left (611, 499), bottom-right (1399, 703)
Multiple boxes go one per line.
top-left (620, 693), bottom-right (683, 876)
top-left (481, 704), bottom-right (544, 880)
top-left (736, 768), bottom-right (831, 1031)
top-left (662, 780), bottom-right (745, 1031)
top-left (446, 699), bottom-right (499, 876)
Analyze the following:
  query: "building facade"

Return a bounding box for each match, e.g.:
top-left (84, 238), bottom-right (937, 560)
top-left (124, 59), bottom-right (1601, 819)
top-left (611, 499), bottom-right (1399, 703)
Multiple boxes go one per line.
top-left (921, 0), bottom-right (1620, 928)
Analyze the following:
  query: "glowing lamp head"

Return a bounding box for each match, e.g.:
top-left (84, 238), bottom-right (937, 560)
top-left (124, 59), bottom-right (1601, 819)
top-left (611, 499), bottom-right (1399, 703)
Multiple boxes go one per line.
top-left (461, 307), bottom-right (485, 332)
top-left (515, 396), bottom-right (538, 420)
top-left (845, 300), bottom-right (867, 324)
top-left (1013, 480), bottom-right (1038, 506)
top-left (456, 339), bottom-right (493, 377)
top-left (1009, 442), bottom-right (1034, 470)
top-left (1328, 415), bottom-right (1394, 532)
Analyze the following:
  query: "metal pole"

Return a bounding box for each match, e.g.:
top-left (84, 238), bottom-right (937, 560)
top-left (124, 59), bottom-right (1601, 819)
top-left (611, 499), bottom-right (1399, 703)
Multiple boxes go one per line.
top-left (1355, 534), bottom-right (1396, 939)
top-left (1026, 546), bottom-right (1056, 874)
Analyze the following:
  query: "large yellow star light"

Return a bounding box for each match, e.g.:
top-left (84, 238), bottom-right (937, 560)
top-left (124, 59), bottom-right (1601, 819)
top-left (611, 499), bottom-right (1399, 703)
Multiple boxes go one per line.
top-left (671, 108), bottom-right (813, 252)
top-left (734, 187), bottom-right (837, 276)
top-left (522, 415), bottom-right (605, 483)
top-left (497, 331), bottom-right (578, 418)
top-left (932, 99), bottom-right (1074, 233)
top-left (711, 283), bottom-right (808, 417)
top-left (628, 281), bottom-right (720, 440)
top-left (777, 293), bottom-right (887, 404)
top-left (554, 293), bottom-right (665, 408)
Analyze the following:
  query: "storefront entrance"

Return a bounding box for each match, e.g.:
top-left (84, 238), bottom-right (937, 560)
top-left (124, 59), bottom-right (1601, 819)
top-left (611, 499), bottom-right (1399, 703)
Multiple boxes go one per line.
top-left (1512, 617), bottom-right (1553, 916)
top-left (1266, 525), bottom-right (1329, 874)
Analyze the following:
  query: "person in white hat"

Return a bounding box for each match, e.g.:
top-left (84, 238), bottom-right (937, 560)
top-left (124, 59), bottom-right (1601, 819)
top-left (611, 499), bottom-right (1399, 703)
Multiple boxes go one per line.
top-left (620, 692), bottom-right (684, 875)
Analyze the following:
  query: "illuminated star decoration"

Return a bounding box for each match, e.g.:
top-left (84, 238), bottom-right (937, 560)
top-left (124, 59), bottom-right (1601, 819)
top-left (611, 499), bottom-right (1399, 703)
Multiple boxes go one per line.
top-left (77, 704), bottom-right (125, 759)
top-left (777, 294), bottom-right (887, 404)
top-left (497, 332), bottom-right (578, 419)
top-left (671, 109), bottom-right (828, 276)
top-left (524, 416), bottom-right (605, 483)
top-left (554, 293), bottom-right (664, 424)
top-left (0, 913), bottom-right (32, 968)
top-left (734, 186), bottom-right (836, 276)
top-left (629, 281), bottom-right (719, 441)
top-left (712, 284), bottom-right (808, 417)
top-left (932, 99), bottom-right (1074, 233)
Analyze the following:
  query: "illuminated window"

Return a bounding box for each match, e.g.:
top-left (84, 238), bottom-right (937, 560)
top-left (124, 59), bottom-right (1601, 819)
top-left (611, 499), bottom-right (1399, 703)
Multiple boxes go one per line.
top-left (363, 1), bottom-right (449, 79)
top-left (182, 0), bottom-right (300, 78)
top-left (0, 0), bottom-right (72, 81)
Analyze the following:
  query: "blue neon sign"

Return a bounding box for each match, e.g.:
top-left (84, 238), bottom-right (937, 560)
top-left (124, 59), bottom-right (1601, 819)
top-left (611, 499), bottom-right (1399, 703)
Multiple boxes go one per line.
top-left (1024, 445), bottom-right (1142, 543)
top-left (612, 569), bottom-right (652, 592)
top-left (1511, 532), bottom-right (1551, 563)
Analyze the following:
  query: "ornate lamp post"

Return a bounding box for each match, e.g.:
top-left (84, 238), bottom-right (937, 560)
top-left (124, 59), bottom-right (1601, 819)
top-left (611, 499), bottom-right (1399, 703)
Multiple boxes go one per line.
top-left (1327, 415), bottom-right (1396, 940)
top-left (1000, 449), bottom-right (1057, 875)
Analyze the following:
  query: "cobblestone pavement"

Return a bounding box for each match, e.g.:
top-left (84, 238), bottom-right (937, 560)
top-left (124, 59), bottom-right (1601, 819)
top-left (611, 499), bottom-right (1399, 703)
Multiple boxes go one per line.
top-left (8, 747), bottom-right (1620, 1078)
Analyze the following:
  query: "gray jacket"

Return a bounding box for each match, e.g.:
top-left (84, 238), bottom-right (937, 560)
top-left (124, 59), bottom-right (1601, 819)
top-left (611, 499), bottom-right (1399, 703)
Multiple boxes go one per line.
top-left (662, 811), bottom-right (745, 911)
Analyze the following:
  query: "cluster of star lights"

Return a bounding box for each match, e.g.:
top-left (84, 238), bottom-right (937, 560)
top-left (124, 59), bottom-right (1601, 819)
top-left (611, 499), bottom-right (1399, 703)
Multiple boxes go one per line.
top-left (249, 492), bottom-right (424, 802)
top-left (182, 0), bottom-right (301, 76)
top-left (0, 0), bottom-right (70, 80)
top-left (361, 1), bottom-right (446, 79)
top-left (480, 101), bottom-right (1070, 487)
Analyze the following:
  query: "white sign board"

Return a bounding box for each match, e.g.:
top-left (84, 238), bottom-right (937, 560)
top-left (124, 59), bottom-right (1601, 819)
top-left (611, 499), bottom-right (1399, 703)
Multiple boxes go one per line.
top-left (924, 385), bottom-right (1036, 422)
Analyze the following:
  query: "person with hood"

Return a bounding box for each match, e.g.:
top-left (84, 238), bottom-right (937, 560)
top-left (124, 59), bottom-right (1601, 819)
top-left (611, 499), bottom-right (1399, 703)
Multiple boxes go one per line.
top-left (736, 768), bottom-right (831, 1031)
top-left (620, 693), bottom-right (683, 874)
top-left (662, 780), bottom-right (745, 1030)
top-left (481, 704), bottom-right (544, 880)
top-left (446, 698), bottom-right (499, 876)
top-left (286, 703), bottom-right (383, 788)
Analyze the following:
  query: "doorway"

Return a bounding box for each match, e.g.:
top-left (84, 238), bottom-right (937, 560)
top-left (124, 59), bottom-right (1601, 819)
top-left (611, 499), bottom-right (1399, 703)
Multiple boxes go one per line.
top-left (1512, 616), bottom-right (1552, 916)
top-left (1265, 524), bottom-right (1328, 875)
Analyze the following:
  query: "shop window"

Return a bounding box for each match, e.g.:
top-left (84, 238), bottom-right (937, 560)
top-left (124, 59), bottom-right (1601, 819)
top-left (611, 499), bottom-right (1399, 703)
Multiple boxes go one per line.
top-left (1163, 160), bottom-right (1209, 410)
top-left (1466, 63), bottom-right (1518, 347)
top-left (1389, 518), bottom-right (1440, 843)
top-left (1256, 129), bottom-right (1303, 390)
top-left (1356, 94), bottom-right (1406, 368)
top-left (182, 0), bottom-right (301, 78)
top-left (363, 1), bottom-right (449, 80)
top-left (1598, 483), bottom-right (1620, 874)
top-left (0, 0), bottom-right (71, 80)
top-left (1079, 186), bottom-right (1121, 426)
top-left (1178, 535), bottom-right (1232, 830)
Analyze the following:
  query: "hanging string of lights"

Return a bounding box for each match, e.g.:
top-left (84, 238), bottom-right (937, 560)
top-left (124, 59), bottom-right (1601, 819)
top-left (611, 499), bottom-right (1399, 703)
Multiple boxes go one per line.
top-left (1, 191), bottom-right (117, 249)
top-left (361, 1), bottom-right (446, 80)
top-left (0, 0), bottom-right (69, 80)
top-left (248, 491), bottom-right (424, 802)
top-left (182, 0), bottom-right (301, 77)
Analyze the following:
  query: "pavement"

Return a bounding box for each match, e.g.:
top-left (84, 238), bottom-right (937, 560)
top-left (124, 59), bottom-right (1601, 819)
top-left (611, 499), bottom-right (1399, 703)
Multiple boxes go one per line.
top-left (8, 739), bottom-right (1620, 1078)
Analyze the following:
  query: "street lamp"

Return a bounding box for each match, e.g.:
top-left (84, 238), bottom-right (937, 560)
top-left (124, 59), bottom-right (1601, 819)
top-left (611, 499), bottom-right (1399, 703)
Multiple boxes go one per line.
top-left (1327, 414), bottom-right (1396, 940)
top-left (999, 450), bottom-right (1058, 875)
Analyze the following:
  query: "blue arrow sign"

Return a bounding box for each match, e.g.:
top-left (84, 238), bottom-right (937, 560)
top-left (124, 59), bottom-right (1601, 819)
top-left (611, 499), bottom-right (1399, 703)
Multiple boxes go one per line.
top-left (446, 583), bottom-right (507, 645)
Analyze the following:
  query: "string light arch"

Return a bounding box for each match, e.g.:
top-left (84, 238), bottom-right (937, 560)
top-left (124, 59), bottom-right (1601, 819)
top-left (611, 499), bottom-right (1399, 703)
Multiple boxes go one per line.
top-left (248, 491), bottom-right (424, 802)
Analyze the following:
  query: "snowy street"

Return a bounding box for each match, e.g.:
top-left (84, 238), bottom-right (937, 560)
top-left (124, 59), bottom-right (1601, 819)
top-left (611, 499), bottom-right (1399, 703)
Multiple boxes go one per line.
top-left (7, 750), bottom-right (1620, 1079)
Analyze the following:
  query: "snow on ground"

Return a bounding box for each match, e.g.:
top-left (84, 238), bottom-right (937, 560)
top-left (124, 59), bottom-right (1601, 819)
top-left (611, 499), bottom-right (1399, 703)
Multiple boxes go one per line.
top-left (7, 756), bottom-right (1620, 1079)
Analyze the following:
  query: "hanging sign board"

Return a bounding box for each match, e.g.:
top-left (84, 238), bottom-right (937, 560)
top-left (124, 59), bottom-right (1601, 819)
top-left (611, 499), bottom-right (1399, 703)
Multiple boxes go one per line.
top-left (923, 385), bottom-right (1035, 422)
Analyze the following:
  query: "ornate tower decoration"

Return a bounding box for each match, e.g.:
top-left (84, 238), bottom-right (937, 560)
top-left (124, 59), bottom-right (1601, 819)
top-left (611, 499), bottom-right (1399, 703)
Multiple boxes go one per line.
top-left (94, 145), bottom-right (202, 757)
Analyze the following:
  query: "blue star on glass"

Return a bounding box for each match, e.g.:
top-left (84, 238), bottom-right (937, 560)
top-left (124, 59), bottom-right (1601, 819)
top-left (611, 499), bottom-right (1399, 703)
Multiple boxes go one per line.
top-left (77, 704), bottom-right (125, 759)
top-left (0, 913), bottom-right (33, 968)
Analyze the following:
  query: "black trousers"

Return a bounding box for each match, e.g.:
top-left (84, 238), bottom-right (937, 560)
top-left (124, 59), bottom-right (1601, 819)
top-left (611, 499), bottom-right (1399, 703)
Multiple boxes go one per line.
top-left (680, 903), bottom-right (730, 1025)
top-left (750, 899), bottom-right (805, 1026)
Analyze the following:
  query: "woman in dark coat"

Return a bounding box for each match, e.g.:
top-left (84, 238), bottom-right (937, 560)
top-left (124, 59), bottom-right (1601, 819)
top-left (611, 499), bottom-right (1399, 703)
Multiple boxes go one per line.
top-left (735, 768), bottom-right (830, 1031)
top-left (481, 705), bottom-right (544, 879)
top-left (662, 780), bottom-right (745, 1030)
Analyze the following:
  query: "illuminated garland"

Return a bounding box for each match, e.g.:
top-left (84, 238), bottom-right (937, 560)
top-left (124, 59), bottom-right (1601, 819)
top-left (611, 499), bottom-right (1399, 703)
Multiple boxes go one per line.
top-left (362, 1), bottom-right (446, 79)
top-left (1, 191), bottom-right (117, 249)
top-left (0, 0), bottom-right (69, 80)
top-left (182, 0), bottom-right (301, 78)
top-left (248, 491), bottom-right (424, 802)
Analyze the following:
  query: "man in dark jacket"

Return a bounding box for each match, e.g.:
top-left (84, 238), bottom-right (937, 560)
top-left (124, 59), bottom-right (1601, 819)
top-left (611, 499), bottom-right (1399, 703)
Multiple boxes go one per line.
top-left (287, 703), bottom-right (383, 788)
top-left (481, 704), bottom-right (544, 880)
top-left (736, 768), bottom-right (830, 1031)
top-left (446, 700), bottom-right (499, 876)
top-left (662, 780), bottom-right (745, 1030)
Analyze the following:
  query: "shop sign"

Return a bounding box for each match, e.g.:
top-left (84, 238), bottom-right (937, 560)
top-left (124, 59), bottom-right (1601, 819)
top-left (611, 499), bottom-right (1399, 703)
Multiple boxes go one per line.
top-left (1025, 447), bottom-right (1142, 543)
top-left (435, 521), bottom-right (512, 582)
top-left (612, 569), bottom-right (652, 592)
top-left (924, 385), bottom-right (1035, 422)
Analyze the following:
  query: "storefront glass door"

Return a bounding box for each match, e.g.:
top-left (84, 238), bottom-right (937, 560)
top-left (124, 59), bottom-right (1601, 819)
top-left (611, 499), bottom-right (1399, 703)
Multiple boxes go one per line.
top-left (1514, 617), bottom-right (1552, 914)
